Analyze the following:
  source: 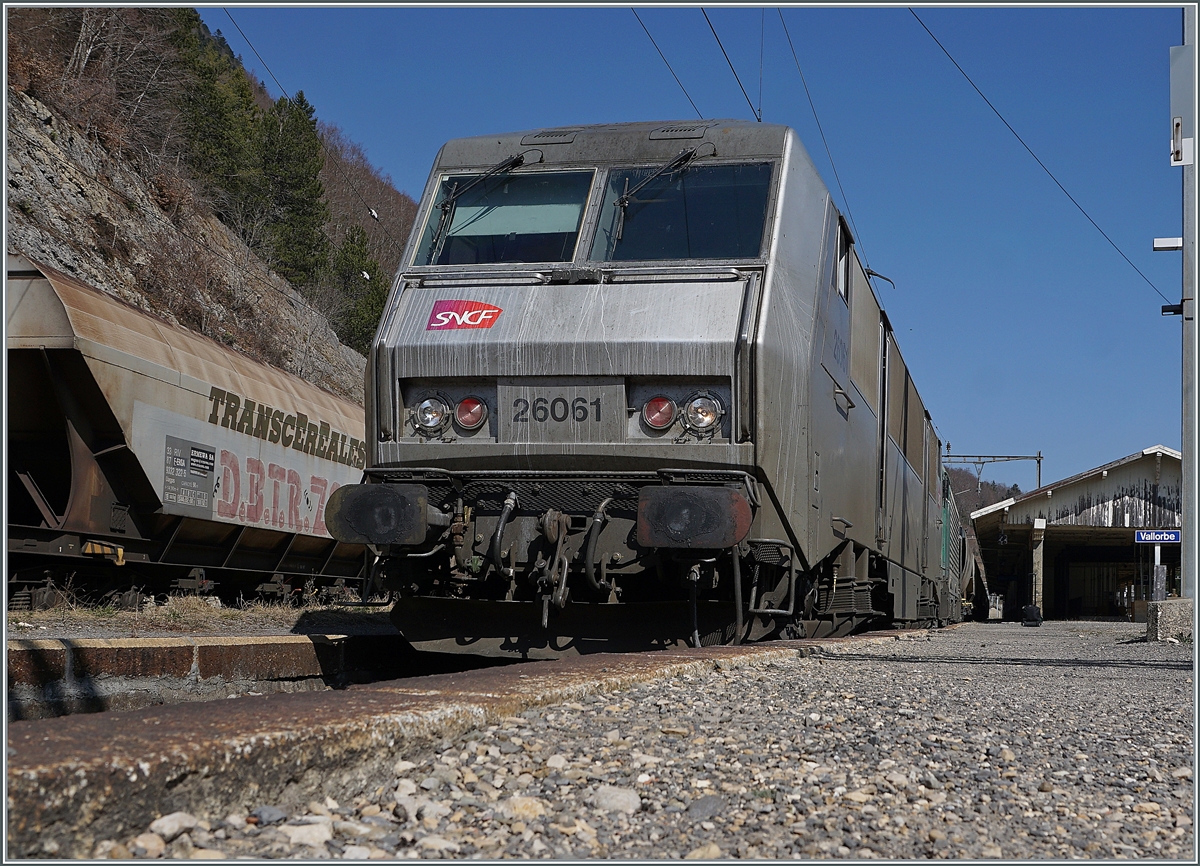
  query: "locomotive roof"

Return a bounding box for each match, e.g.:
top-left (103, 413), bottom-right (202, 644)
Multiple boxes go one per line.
top-left (435, 119), bottom-right (794, 169)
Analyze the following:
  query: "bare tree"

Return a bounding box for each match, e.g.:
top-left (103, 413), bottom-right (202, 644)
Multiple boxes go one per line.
top-left (318, 121), bottom-right (418, 279)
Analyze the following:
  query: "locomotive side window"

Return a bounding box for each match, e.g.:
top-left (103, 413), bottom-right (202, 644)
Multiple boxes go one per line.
top-left (835, 220), bottom-right (851, 303)
top-left (414, 171), bottom-right (594, 265)
top-left (590, 163), bottom-right (772, 261)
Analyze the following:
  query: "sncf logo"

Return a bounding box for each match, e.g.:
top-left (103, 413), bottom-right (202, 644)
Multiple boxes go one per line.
top-left (426, 299), bottom-right (503, 331)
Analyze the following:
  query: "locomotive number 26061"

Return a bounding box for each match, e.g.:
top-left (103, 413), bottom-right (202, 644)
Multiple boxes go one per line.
top-left (512, 396), bottom-right (602, 423)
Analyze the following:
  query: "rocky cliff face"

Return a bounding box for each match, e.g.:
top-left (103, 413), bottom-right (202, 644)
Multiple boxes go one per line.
top-left (5, 88), bottom-right (367, 404)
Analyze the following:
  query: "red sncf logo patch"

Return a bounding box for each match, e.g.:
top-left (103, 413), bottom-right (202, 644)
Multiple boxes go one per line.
top-left (426, 299), bottom-right (503, 330)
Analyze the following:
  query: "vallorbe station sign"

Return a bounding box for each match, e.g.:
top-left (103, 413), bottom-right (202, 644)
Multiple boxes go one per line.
top-left (1135, 529), bottom-right (1182, 543)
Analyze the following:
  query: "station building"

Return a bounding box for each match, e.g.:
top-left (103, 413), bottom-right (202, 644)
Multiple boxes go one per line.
top-left (969, 445), bottom-right (1182, 621)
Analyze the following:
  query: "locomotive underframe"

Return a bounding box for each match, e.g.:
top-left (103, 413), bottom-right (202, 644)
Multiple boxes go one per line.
top-left (353, 467), bottom-right (921, 657)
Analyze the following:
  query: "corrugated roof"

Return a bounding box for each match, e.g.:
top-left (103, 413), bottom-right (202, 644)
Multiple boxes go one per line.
top-left (969, 445), bottom-right (1181, 527)
top-left (1014, 445), bottom-right (1180, 502)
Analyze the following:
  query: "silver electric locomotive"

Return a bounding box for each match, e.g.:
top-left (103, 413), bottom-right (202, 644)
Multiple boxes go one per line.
top-left (328, 120), bottom-right (962, 656)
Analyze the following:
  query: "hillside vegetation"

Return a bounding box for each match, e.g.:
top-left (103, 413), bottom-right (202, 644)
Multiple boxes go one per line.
top-left (946, 467), bottom-right (1023, 518)
top-left (6, 7), bottom-right (418, 399)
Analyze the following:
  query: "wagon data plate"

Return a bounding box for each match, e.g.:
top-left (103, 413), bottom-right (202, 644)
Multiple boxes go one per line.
top-left (497, 378), bottom-right (624, 444)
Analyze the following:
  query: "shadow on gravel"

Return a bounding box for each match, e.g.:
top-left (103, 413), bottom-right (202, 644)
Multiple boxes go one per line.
top-left (290, 608), bottom-right (400, 636)
top-left (288, 611), bottom-right (529, 685)
top-left (824, 653), bottom-right (1194, 671)
top-left (337, 641), bottom-right (528, 685)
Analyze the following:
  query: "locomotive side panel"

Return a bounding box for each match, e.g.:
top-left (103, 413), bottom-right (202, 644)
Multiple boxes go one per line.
top-left (805, 215), bottom-right (884, 561)
top-left (750, 132), bottom-right (827, 553)
top-left (880, 335), bottom-right (931, 577)
top-left (925, 416), bottom-right (941, 576)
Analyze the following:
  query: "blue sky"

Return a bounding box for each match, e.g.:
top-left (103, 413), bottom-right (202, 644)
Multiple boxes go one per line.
top-left (202, 4), bottom-right (1188, 493)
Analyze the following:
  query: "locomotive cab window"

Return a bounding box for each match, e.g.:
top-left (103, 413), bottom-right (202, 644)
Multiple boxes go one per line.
top-left (414, 170), bottom-right (594, 265)
top-left (590, 163), bottom-right (773, 261)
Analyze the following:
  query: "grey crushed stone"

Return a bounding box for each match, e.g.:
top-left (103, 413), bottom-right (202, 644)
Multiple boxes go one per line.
top-left (97, 621), bottom-right (1194, 859)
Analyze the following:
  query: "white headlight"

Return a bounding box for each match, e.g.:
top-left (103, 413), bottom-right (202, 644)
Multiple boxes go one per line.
top-left (416, 397), bottom-right (449, 430)
top-left (685, 395), bottom-right (722, 430)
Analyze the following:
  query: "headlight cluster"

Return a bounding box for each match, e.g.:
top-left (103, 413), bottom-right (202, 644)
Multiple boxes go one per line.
top-left (414, 395), bottom-right (488, 434)
top-left (641, 393), bottom-right (724, 435)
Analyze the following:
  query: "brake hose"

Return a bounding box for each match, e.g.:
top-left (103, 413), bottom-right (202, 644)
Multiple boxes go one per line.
top-left (491, 492), bottom-right (518, 577)
top-left (584, 498), bottom-right (614, 593)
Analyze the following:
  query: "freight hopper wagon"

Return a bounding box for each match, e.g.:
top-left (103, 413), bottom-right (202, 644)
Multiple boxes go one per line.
top-left (6, 255), bottom-right (367, 608)
top-left (326, 120), bottom-right (964, 656)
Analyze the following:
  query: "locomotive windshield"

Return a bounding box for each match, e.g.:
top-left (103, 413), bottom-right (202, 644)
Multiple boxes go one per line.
top-left (590, 162), bottom-right (773, 261)
top-left (414, 171), bottom-right (594, 265)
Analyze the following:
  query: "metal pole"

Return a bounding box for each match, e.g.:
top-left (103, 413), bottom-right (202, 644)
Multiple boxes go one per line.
top-left (1183, 5), bottom-right (1197, 600)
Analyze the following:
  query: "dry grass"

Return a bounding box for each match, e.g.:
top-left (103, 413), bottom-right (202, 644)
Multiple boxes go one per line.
top-left (6, 594), bottom-right (395, 638)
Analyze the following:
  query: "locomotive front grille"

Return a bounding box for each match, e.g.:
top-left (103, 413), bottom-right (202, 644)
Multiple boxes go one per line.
top-left (423, 479), bottom-right (641, 517)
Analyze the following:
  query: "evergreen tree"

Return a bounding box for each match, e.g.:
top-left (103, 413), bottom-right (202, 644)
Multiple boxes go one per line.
top-left (170, 8), bottom-right (265, 237)
top-left (260, 91), bottom-right (329, 286)
top-left (332, 226), bottom-right (387, 354)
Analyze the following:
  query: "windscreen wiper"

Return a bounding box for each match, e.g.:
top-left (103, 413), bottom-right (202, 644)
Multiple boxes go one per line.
top-left (613, 146), bottom-right (705, 241)
top-left (430, 153), bottom-right (529, 262)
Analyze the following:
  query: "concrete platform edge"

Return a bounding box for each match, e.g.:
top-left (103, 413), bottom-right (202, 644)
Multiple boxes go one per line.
top-left (5, 629), bottom-right (927, 858)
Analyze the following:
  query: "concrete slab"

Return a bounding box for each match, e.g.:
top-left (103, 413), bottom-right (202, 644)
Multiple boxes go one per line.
top-left (7, 634), bottom-right (347, 685)
top-left (1147, 598), bottom-right (1194, 641)
top-left (6, 639), bottom-right (67, 684)
top-left (72, 639), bottom-right (195, 680)
top-left (6, 635), bottom-right (357, 721)
top-left (193, 634), bottom-right (344, 680)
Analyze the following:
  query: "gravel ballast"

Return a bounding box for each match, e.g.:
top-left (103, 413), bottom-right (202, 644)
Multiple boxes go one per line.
top-left (83, 621), bottom-right (1194, 859)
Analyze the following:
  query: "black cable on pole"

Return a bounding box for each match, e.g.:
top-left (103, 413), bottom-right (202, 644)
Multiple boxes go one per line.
top-left (631, 9), bottom-right (704, 120)
top-left (908, 7), bottom-right (1170, 304)
top-left (222, 8), bottom-right (405, 253)
top-left (702, 8), bottom-right (760, 121)
top-left (778, 9), bottom-right (870, 272)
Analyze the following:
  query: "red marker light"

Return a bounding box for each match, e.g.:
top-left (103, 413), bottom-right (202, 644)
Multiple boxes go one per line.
top-left (643, 396), bottom-right (677, 430)
top-left (455, 397), bottom-right (488, 430)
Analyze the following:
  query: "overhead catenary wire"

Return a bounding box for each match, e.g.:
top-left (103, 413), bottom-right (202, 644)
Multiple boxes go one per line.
top-left (631, 9), bottom-right (704, 120)
top-left (777, 9), bottom-right (871, 274)
top-left (222, 8), bottom-right (405, 254)
top-left (908, 8), bottom-right (1170, 305)
top-left (702, 8), bottom-right (760, 121)
top-left (758, 8), bottom-right (765, 123)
